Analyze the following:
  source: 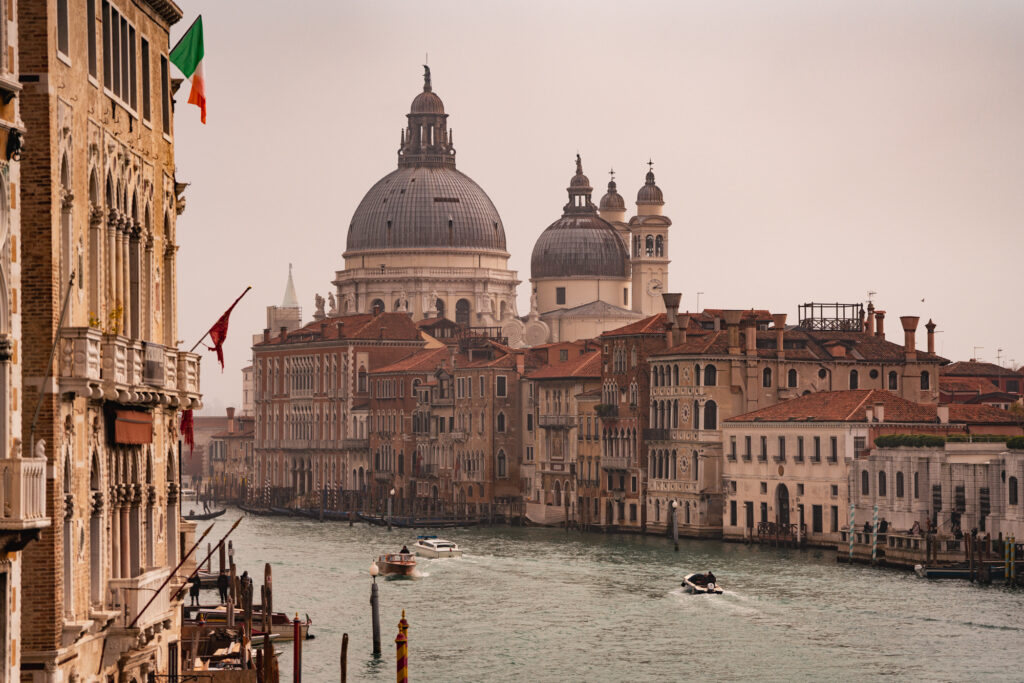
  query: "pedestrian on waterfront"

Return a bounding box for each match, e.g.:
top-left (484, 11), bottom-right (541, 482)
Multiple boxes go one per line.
top-left (879, 518), bottom-right (889, 534)
top-left (863, 520), bottom-right (872, 535)
top-left (217, 569), bottom-right (229, 604)
top-left (189, 575), bottom-right (201, 606)
top-left (400, 545), bottom-right (409, 554)
top-left (203, 499), bottom-right (210, 513)
top-left (910, 520), bottom-right (922, 536)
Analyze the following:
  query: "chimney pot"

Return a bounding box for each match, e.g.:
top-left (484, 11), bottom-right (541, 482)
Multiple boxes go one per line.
top-left (280, 326), bottom-right (288, 338)
top-left (925, 319), bottom-right (936, 354)
top-left (263, 328), bottom-right (270, 342)
top-left (772, 313), bottom-right (787, 360)
top-left (900, 315), bottom-right (919, 361)
top-left (723, 310), bottom-right (743, 355)
top-left (866, 302), bottom-right (875, 335)
top-left (874, 310), bottom-right (886, 338)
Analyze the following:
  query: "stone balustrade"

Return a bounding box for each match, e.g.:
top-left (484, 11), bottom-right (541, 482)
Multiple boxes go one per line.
top-left (601, 456), bottom-right (630, 471)
top-left (0, 456), bottom-right (49, 532)
top-left (59, 327), bottom-right (103, 398)
top-left (108, 567), bottom-right (171, 630)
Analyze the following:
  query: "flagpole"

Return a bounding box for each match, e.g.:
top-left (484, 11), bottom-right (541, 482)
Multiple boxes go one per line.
top-left (187, 285), bottom-right (252, 353)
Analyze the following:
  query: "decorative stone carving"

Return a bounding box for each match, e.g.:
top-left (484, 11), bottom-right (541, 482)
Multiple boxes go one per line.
top-left (313, 294), bottom-right (326, 320)
top-left (328, 292), bottom-right (338, 316)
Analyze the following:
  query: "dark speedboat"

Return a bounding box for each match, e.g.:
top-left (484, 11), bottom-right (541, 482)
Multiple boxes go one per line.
top-left (682, 572), bottom-right (723, 595)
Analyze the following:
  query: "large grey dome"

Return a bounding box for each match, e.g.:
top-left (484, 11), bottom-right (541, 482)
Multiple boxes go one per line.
top-left (531, 155), bottom-right (629, 279)
top-left (531, 214), bottom-right (629, 279)
top-left (345, 166), bottom-right (507, 253)
top-left (344, 67), bottom-right (508, 255)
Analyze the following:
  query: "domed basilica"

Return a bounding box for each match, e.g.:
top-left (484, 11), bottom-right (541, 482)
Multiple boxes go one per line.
top-left (327, 69), bottom-right (672, 346)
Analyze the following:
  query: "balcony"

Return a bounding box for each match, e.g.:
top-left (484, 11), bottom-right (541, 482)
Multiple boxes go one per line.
top-left (601, 456), bottom-right (630, 471)
top-left (419, 464), bottom-right (439, 478)
top-left (643, 428), bottom-right (670, 442)
top-left (108, 567), bottom-right (172, 631)
top-left (0, 457), bottom-right (49, 549)
top-left (60, 328), bottom-right (201, 408)
top-left (340, 438), bottom-right (369, 450)
top-left (539, 415), bottom-right (575, 429)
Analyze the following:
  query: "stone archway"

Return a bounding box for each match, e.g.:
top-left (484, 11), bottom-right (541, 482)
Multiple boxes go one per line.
top-left (775, 483), bottom-right (790, 527)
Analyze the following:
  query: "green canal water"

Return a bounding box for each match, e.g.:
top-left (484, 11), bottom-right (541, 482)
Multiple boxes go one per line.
top-left (198, 507), bottom-right (1024, 682)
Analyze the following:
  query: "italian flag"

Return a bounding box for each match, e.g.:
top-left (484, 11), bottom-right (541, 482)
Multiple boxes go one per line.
top-left (170, 16), bottom-right (206, 124)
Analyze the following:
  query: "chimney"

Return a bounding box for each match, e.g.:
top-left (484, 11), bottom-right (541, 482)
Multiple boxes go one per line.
top-left (873, 401), bottom-right (885, 423)
top-left (279, 326), bottom-right (288, 339)
top-left (874, 310), bottom-right (885, 338)
top-left (925, 319), bottom-right (936, 354)
top-left (336, 322), bottom-right (345, 336)
top-left (662, 293), bottom-right (681, 347)
top-left (227, 406), bottom-right (236, 433)
top-left (743, 318), bottom-right (757, 357)
top-left (677, 314), bottom-right (690, 345)
top-left (900, 316), bottom-right (919, 361)
top-left (516, 352), bottom-right (525, 375)
top-left (263, 328), bottom-right (270, 343)
top-left (772, 313), bottom-right (787, 360)
top-left (865, 407), bottom-right (874, 423)
top-left (723, 310), bottom-right (742, 355)
top-left (865, 301), bottom-right (875, 335)
top-left (937, 405), bottom-right (949, 424)
top-left (859, 308), bottom-right (866, 334)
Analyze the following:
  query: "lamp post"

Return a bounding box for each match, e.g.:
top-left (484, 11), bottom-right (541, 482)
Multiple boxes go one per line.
top-left (369, 562), bottom-right (381, 656)
top-left (671, 500), bottom-right (679, 552)
top-left (387, 487), bottom-right (396, 531)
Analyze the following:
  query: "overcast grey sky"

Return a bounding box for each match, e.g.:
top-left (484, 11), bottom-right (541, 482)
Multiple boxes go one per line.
top-left (170, 0), bottom-right (1024, 414)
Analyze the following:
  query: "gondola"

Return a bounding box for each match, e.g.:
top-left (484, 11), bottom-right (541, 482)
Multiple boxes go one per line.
top-left (357, 512), bottom-right (478, 528)
top-left (183, 508), bottom-right (227, 521)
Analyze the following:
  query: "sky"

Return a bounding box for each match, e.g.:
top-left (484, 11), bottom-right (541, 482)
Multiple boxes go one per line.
top-left (169, 0), bottom-right (1024, 414)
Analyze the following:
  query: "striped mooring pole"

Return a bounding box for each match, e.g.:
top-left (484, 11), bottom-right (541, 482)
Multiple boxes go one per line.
top-left (396, 610), bottom-right (409, 682)
top-left (848, 504), bottom-right (855, 561)
top-left (870, 504), bottom-right (879, 564)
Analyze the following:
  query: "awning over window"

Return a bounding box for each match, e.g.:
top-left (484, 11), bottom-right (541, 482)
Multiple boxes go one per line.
top-left (115, 410), bottom-right (153, 444)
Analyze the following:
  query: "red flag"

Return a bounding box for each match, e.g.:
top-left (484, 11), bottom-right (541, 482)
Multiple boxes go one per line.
top-left (181, 409), bottom-right (195, 455)
top-left (204, 286), bottom-right (251, 370)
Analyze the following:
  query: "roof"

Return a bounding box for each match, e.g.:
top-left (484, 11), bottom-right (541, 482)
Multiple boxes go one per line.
top-left (940, 377), bottom-right (1001, 394)
top-left (944, 360), bottom-right (1019, 378)
top-left (601, 313), bottom-right (666, 337)
top-left (372, 347), bottom-right (450, 374)
top-left (526, 351), bottom-right (601, 380)
top-left (726, 389), bottom-right (939, 424)
top-left (255, 312), bottom-right (423, 346)
top-left (651, 326), bottom-right (948, 363)
top-left (946, 404), bottom-right (1023, 424)
top-left (541, 300), bottom-right (642, 320)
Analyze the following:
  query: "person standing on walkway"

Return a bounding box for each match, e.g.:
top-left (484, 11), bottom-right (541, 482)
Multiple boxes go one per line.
top-left (217, 569), bottom-right (230, 604)
top-left (189, 575), bottom-right (201, 607)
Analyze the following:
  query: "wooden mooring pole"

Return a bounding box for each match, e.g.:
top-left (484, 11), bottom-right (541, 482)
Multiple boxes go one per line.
top-left (340, 633), bottom-right (349, 683)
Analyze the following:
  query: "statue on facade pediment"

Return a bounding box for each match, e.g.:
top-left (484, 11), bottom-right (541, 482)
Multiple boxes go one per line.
top-left (328, 292), bottom-right (338, 316)
top-left (314, 294), bottom-right (326, 319)
top-left (34, 439), bottom-right (46, 459)
top-left (396, 293), bottom-right (409, 312)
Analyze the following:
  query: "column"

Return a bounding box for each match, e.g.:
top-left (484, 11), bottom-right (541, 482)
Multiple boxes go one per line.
top-left (107, 210), bottom-right (118, 312)
top-left (110, 490), bottom-right (121, 580)
top-left (120, 501), bottom-right (130, 579)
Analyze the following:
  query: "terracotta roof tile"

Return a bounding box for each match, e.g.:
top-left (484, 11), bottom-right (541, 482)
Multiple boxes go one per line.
top-left (372, 347), bottom-right (450, 374)
top-left (255, 312), bottom-right (423, 346)
top-left (945, 404), bottom-right (1023, 424)
top-left (944, 360), bottom-right (1020, 377)
top-left (727, 389), bottom-right (938, 423)
top-left (526, 351), bottom-right (601, 380)
top-left (939, 377), bottom-right (1001, 394)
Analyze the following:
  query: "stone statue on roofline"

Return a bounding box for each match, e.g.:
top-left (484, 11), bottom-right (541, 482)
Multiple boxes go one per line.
top-left (328, 292), bottom-right (338, 316)
top-left (313, 294), bottom-right (326, 320)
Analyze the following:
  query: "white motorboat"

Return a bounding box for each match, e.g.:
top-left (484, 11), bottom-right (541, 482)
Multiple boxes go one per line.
top-left (413, 536), bottom-right (463, 558)
top-left (682, 572), bottom-right (723, 595)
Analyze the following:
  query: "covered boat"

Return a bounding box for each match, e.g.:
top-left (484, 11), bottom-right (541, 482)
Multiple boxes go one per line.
top-left (413, 536), bottom-right (463, 558)
top-left (682, 572), bottom-right (723, 595)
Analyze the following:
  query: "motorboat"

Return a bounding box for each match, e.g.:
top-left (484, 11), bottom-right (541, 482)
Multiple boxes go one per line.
top-left (682, 572), bottom-right (723, 595)
top-left (192, 606), bottom-right (313, 640)
top-left (413, 536), bottom-right (463, 558)
top-left (375, 553), bottom-right (417, 577)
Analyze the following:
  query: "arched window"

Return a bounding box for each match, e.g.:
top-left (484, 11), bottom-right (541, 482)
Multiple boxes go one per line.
top-left (878, 471), bottom-right (887, 497)
top-left (645, 235), bottom-right (654, 256)
top-left (896, 471), bottom-right (904, 498)
top-left (370, 298), bottom-right (385, 314)
top-left (673, 365), bottom-right (679, 385)
top-left (1009, 477), bottom-right (1019, 506)
top-left (703, 401), bottom-right (717, 430)
top-left (435, 298), bottom-right (446, 319)
top-left (762, 368), bottom-right (772, 388)
top-left (861, 469), bottom-right (870, 496)
top-left (920, 371), bottom-right (930, 390)
top-left (693, 400), bottom-right (700, 430)
top-left (456, 298), bottom-right (471, 326)
top-left (655, 234), bottom-right (664, 256)
top-left (704, 365), bottom-right (717, 387)
top-left (671, 450), bottom-right (677, 479)
top-left (554, 480), bottom-right (562, 507)
top-left (849, 369), bottom-right (859, 390)
top-left (497, 450), bottom-right (507, 478)
top-left (672, 399), bottom-right (679, 429)
top-left (695, 364), bottom-right (702, 387)
top-left (787, 369), bottom-right (797, 388)
top-left (358, 366), bottom-right (367, 392)
top-left (654, 499), bottom-right (660, 522)
top-left (888, 371), bottom-right (898, 390)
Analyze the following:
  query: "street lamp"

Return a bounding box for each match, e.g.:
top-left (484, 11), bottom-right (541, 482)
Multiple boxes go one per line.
top-left (671, 500), bottom-right (679, 552)
top-left (369, 562), bottom-right (381, 656)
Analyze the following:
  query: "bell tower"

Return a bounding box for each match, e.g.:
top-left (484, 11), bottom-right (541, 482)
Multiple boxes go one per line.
top-left (628, 162), bottom-right (671, 315)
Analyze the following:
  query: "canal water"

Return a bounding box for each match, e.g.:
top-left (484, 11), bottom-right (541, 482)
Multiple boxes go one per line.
top-left (197, 507), bottom-right (1024, 682)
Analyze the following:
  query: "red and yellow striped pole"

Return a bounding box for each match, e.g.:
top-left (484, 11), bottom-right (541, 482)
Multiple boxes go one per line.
top-left (395, 610), bottom-right (409, 682)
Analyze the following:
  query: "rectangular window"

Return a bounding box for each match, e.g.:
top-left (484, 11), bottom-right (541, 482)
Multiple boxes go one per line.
top-left (744, 435), bottom-right (751, 460)
top-left (141, 38), bottom-right (151, 121)
top-left (729, 436), bottom-right (736, 459)
top-left (812, 505), bottom-right (823, 534)
top-left (623, 288), bottom-right (629, 306)
top-left (760, 501), bottom-right (768, 524)
top-left (120, 16), bottom-right (129, 98)
top-left (88, 0), bottom-right (98, 76)
top-left (745, 501), bottom-right (754, 529)
top-left (102, 2), bottom-right (111, 84)
top-left (526, 446), bottom-right (533, 462)
top-left (161, 54), bottom-right (170, 134)
top-left (496, 375), bottom-right (507, 397)
top-left (631, 476), bottom-right (637, 493)
top-left (830, 437), bottom-right (838, 462)
top-left (479, 376), bottom-right (484, 396)
top-left (57, 0), bottom-right (71, 58)
top-left (854, 436), bottom-right (867, 458)
top-left (797, 483), bottom-right (804, 496)
top-left (831, 484), bottom-right (838, 497)
top-left (111, 10), bottom-right (121, 96)
top-left (629, 504), bottom-right (637, 522)
top-left (813, 436), bottom-right (821, 462)
top-left (526, 414), bottom-right (533, 432)
top-left (778, 436), bottom-right (786, 461)
top-left (129, 25), bottom-right (137, 110)
top-left (759, 436), bottom-right (767, 461)
top-left (559, 349), bottom-right (568, 362)
top-left (831, 505), bottom-right (839, 533)
top-left (556, 287), bottom-right (566, 305)
top-left (729, 500), bottom-right (737, 526)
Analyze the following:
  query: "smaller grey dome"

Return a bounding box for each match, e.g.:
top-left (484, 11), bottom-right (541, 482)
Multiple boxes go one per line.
top-left (600, 179), bottom-right (625, 210)
top-left (411, 90), bottom-right (445, 114)
top-left (569, 153), bottom-right (591, 189)
top-left (637, 169), bottom-right (664, 204)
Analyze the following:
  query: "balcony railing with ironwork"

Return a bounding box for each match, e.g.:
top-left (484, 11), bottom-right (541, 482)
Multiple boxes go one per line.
top-left (0, 456), bottom-right (49, 532)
